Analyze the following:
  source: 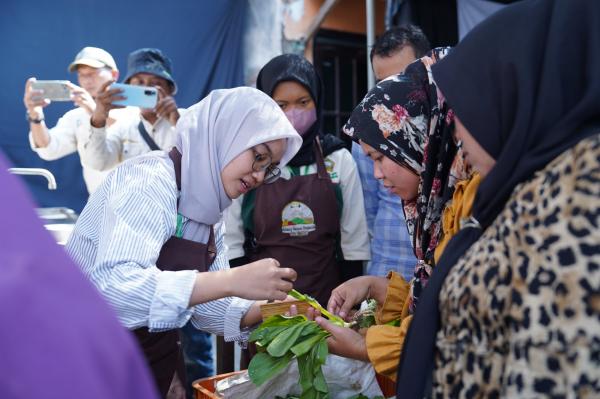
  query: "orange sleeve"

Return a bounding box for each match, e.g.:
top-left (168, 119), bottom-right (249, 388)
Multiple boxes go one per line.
top-left (365, 315), bottom-right (413, 381)
top-left (376, 271), bottom-right (411, 324)
top-left (435, 173), bottom-right (482, 262)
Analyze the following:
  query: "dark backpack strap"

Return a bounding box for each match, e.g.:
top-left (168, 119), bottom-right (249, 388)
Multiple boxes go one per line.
top-left (138, 120), bottom-right (160, 151)
top-left (167, 147), bottom-right (182, 191)
top-left (241, 189), bottom-right (259, 255)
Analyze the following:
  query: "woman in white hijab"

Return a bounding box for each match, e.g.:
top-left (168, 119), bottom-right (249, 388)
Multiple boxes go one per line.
top-left (66, 87), bottom-right (303, 397)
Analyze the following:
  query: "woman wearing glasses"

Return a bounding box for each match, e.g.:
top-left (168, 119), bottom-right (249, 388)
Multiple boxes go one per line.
top-left (66, 87), bottom-right (302, 397)
top-left (224, 54), bottom-right (370, 308)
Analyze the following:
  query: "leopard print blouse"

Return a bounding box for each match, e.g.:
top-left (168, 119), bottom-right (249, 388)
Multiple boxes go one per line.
top-left (432, 133), bottom-right (600, 398)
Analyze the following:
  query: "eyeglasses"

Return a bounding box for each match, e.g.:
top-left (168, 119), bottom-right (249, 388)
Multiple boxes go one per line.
top-left (252, 150), bottom-right (281, 184)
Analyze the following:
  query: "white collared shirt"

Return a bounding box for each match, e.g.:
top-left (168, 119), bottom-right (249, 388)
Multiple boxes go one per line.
top-left (80, 110), bottom-right (183, 172)
top-left (66, 152), bottom-right (252, 339)
top-left (29, 107), bottom-right (135, 194)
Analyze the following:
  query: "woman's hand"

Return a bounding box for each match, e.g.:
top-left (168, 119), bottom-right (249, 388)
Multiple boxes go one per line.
top-left (286, 304), bottom-right (320, 319)
top-left (229, 258), bottom-right (297, 301)
top-left (328, 276), bottom-right (389, 320)
top-left (190, 258), bottom-right (296, 307)
top-left (242, 295), bottom-right (307, 327)
top-left (315, 316), bottom-right (369, 362)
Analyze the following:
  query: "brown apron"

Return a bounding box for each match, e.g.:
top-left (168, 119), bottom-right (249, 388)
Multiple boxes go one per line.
top-left (249, 142), bottom-right (341, 306)
top-left (133, 148), bottom-right (216, 398)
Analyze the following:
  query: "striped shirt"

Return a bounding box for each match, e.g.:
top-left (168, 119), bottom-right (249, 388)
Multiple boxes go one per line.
top-left (66, 152), bottom-right (252, 341)
top-left (351, 143), bottom-right (417, 280)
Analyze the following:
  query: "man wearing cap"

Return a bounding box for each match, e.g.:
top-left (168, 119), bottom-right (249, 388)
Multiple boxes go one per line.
top-left (83, 48), bottom-right (182, 171)
top-left (23, 46), bottom-right (133, 194)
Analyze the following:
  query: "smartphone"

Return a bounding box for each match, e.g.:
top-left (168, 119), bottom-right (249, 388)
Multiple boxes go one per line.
top-left (110, 83), bottom-right (158, 108)
top-left (31, 80), bottom-right (72, 101)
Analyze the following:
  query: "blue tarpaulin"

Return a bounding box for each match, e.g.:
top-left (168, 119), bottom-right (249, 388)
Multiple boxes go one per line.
top-left (1, 0), bottom-right (246, 212)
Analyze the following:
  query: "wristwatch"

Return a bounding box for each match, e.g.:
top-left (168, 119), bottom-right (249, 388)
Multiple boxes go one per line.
top-left (26, 112), bottom-right (44, 124)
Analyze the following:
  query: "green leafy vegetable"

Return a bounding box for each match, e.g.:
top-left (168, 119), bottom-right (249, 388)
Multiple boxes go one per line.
top-left (249, 291), bottom-right (384, 399)
top-left (288, 289), bottom-right (348, 327)
top-left (267, 322), bottom-right (309, 357)
top-left (291, 330), bottom-right (329, 357)
top-left (247, 351), bottom-right (294, 386)
top-left (249, 295), bottom-right (334, 398)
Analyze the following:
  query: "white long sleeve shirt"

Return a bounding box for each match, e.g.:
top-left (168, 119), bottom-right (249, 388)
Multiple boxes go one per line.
top-left (28, 107), bottom-right (135, 194)
top-left (66, 153), bottom-right (252, 340)
top-left (81, 111), bottom-right (181, 172)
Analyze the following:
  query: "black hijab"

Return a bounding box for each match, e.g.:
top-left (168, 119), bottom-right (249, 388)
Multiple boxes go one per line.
top-left (256, 54), bottom-right (345, 167)
top-left (396, 0), bottom-right (600, 396)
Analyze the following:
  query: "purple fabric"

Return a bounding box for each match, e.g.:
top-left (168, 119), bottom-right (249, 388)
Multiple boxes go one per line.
top-left (0, 153), bottom-right (158, 398)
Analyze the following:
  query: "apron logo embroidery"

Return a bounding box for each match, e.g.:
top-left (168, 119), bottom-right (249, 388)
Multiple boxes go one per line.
top-left (281, 201), bottom-right (316, 237)
top-left (325, 158), bottom-right (338, 180)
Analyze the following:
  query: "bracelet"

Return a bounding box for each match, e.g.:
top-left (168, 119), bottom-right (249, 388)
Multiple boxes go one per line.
top-left (26, 112), bottom-right (44, 124)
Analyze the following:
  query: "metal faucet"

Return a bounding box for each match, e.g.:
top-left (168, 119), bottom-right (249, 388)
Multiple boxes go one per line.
top-left (8, 168), bottom-right (57, 190)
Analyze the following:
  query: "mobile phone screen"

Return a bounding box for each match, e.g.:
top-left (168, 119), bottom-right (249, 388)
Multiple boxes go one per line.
top-left (31, 80), bottom-right (72, 101)
top-left (110, 83), bottom-right (158, 108)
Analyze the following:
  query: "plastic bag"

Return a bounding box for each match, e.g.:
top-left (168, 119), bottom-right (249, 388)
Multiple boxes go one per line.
top-left (216, 354), bottom-right (383, 399)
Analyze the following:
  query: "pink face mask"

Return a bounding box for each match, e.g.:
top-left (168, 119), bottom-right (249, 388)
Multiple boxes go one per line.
top-left (284, 108), bottom-right (317, 136)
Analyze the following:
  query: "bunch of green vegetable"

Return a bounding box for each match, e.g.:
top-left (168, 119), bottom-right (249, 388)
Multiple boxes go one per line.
top-left (248, 314), bottom-right (330, 398)
top-left (248, 290), bottom-right (382, 398)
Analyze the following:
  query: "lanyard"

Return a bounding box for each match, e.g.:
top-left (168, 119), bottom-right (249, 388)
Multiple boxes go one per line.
top-left (289, 165), bottom-right (312, 177)
top-left (175, 213), bottom-right (184, 238)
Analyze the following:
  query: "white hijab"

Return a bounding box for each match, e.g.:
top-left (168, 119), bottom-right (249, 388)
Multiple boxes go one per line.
top-left (175, 87), bottom-right (302, 243)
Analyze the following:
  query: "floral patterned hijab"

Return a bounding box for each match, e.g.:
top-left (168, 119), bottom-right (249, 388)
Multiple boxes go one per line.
top-left (344, 47), bottom-right (468, 310)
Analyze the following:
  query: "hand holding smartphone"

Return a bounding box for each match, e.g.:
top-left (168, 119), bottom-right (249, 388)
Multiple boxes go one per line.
top-left (30, 80), bottom-right (72, 102)
top-left (109, 83), bottom-right (158, 108)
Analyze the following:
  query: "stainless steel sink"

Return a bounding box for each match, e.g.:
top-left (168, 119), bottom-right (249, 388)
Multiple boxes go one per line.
top-left (36, 208), bottom-right (78, 245)
top-left (36, 207), bottom-right (78, 224)
top-left (7, 168), bottom-right (77, 245)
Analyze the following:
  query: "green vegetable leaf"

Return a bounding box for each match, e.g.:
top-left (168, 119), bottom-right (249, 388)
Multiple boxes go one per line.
top-left (248, 351), bottom-right (294, 386)
top-left (290, 330), bottom-right (329, 357)
top-left (297, 354), bottom-right (314, 392)
top-left (251, 315), bottom-right (309, 348)
top-left (384, 319), bottom-right (401, 327)
top-left (314, 338), bottom-right (328, 367)
top-left (299, 386), bottom-right (316, 399)
top-left (298, 320), bottom-right (323, 338)
top-left (259, 314), bottom-right (307, 329)
top-left (251, 325), bottom-right (292, 345)
top-left (313, 368), bottom-right (328, 393)
top-left (267, 321), bottom-right (310, 357)
top-left (288, 289), bottom-right (347, 327)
